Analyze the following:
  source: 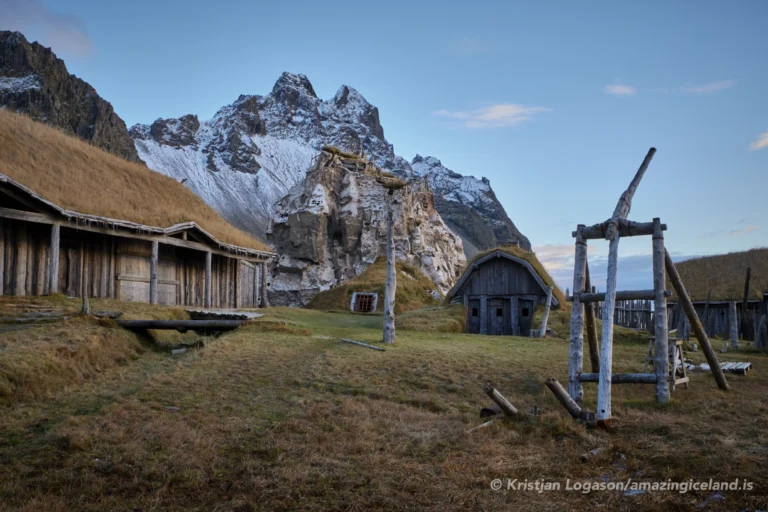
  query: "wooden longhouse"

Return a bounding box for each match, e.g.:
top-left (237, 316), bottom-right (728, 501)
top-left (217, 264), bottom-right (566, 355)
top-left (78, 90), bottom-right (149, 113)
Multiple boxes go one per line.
top-left (448, 249), bottom-right (559, 336)
top-left (0, 173), bottom-right (274, 308)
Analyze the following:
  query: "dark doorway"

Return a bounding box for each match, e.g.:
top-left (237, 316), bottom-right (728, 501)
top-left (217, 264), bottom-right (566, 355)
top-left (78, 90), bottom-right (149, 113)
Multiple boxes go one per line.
top-left (518, 299), bottom-right (534, 335)
top-left (467, 299), bottom-right (481, 333)
top-left (488, 298), bottom-right (511, 335)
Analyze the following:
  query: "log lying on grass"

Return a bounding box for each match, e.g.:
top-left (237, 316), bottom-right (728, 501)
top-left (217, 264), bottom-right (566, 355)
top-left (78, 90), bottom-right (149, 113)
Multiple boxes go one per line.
top-left (578, 373), bottom-right (656, 384)
top-left (483, 384), bottom-right (519, 417)
top-left (340, 338), bottom-right (386, 352)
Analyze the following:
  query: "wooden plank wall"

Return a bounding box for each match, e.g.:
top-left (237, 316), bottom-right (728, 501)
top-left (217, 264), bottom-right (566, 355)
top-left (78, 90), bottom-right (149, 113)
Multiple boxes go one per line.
top-left (0, 219), bottom-right (256, 309)
top-left (456, 258), bottom-right (545, 298)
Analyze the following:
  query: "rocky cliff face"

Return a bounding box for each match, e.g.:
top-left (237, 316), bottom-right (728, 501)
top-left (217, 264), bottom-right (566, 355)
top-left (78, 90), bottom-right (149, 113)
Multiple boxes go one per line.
top-left (267, 149), bottom-right (465, 306)
top-left (411, 155), bottom-right (531, 254)
top-left (130, 72), bottom-right (529, 258)
top-left (0, 31), bottom-right (142, 163)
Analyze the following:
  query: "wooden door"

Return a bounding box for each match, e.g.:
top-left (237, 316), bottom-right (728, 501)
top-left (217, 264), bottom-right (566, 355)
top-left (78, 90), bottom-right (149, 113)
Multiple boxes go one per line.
top-left (518, 299), bottom-right (534, 336)
top-left (467, 299), bottom-right (481, 333)
top-left (488, 298), bottom-right (510, 335)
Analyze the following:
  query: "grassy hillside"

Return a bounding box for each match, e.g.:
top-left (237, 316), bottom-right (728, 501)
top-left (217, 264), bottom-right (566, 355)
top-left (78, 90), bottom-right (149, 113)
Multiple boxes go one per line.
top-left (459, 245), bottom-right (566, 306)
top-left (0, 109), bottom-right (267, 250)
top-left (671, 248), bottom-right (768, 300)
top-left (307, 257), bottom-right (440, 314)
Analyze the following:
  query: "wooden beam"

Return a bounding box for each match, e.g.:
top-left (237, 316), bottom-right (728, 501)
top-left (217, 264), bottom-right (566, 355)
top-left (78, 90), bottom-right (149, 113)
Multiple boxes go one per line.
top-left (597, 148), bottom-right (656, 425)
top-left (14, 222), bottom-right (27, 296)
top-left (235, 260), bottom-right (242, 309)
top-left (546, 378), bottom-right (586, 419)
top-left (652, 218), bottom-right (670, 404)
top-left (204, 251), bottom-right (212, 308)
top-left (579, 373), bottom-right (656, 384)
top-left (383, 209), bottom-right (396, 344)
top-left (149, 240), bottom-right (159, 305)
top-left (483, 384), bottom-right (519, 417)
top-left (538, 285), bottom-right (553, 336)
top-left (574, 219), bottom-right (667, 239)
top-left (48, 223), bottom-right (59, 295)
top-left (664, 249), bottom-right (729, 391)
top-left (100, 239), bottom-right (108, 298)
top-left (569, 289), bottom-right (672, 303)
top-left (568, 226), bottom-right (587, 403)
top-left (584, 262), bottom-right (600, 373)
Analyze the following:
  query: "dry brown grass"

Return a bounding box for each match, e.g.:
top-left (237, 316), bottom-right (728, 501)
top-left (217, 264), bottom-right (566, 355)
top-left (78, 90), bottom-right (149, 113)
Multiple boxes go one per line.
top-left (0, 109), bottom-right (267, 250)
top-left (460, 245), bottom-right (567, 306)
top-left (0, 305), bottom-right (766, 510)
top-left (396, 304), bottom-right (467, 332)
top-left (307, 257), bottom-right (440, 314)
top-left (671, 248), bottom-right (768, 301)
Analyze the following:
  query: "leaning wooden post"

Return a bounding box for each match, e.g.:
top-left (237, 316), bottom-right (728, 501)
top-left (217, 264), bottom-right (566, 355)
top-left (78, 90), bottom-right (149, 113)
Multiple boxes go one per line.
top-left (483, 384), bottom-right (519, 417)
top-left (597, 148), bottom-right (656, 424)
top-left (651, 218), bottom-right (670, 404)
top-left (545, 378), bottom-right (584, 419)
top-left (149, 240), bottom-right (159, 305)
top-left (664, 249), bottom-right (729, 391)
top-left (204, 251), bottom-right (212, 308)
top-left (383, 208), bottom-right (397, 344)
top-left (584, 261), bottom-right (600, 373)
top-left (568, 225), bottom-right (587, 403)
top-left (539, 285), bottom-right (554, 336)
top-left (48, 223), bottom-right (60, 295)
top-left (260, 260), bottom-right (270, 308)
top-left (729, 301), bottom-right (739, 349)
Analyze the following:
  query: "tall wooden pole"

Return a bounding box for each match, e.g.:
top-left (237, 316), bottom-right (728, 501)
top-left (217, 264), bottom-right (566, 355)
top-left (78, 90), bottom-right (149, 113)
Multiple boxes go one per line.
top-left (383, 208), bottom-right (397, 344)
top-left (597, 148), bottom-right (656, 424)
top-left (584, 262), bottom-right (600, 372)
top-left (665, 249), bottom-right (729, 391)
top-left (741, 267), bottom-right (751, 339)
top-left (149, 240), bottom-right (159, 305)
top-left (204, 251), bottom-right (212, 308)
top-left (651, 218), bottom-right (670, 404)
top-left (48, 223), bottom-right (60, 295)
top-left (260, 261), bottom-right (270, 308)
top-left (568, 225), bottom-right (587, 403)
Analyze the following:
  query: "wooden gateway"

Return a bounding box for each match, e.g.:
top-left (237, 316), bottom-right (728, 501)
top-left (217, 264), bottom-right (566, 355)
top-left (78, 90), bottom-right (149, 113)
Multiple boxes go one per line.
top-left (447, 250), bottom-right (559, 336)
top-left (0, 173), bottom-right (274, 308)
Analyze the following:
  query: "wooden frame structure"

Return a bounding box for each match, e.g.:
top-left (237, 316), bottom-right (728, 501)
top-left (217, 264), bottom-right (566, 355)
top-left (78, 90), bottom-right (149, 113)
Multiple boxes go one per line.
top-left (0, 173), bottom-right (274, 308)
top-left (561, 149), bottom-right (729, 427)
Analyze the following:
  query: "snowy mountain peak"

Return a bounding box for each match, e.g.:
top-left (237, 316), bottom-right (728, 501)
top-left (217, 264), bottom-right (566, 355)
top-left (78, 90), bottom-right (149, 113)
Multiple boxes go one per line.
top-left (272, 72), bottom-right (317, 99)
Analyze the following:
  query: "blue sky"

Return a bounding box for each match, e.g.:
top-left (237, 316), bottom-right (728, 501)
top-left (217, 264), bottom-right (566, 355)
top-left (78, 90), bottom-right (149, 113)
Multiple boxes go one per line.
top-left (3, 0), bottom-right (767, 290)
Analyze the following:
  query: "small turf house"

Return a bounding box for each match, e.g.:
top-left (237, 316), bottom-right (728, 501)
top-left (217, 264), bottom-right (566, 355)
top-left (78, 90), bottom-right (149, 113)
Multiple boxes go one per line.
top-left (448, 249), bottom-right (559, 336)
top-left (0, 111), bottom-right (274, 308)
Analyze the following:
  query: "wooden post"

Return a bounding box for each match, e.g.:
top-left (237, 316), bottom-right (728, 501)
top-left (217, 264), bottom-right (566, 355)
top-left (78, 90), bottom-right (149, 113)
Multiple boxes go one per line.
top-left (260, 260), bottom-right (270, 308)
top-left (584, 261), bottom-right (600, 373)
top-left (597, 148), bottom-right (655, 424)
top-left (729, 301), bottom-right (738, 349)
top-left (483, 384), bottom-right (519, 417)
top-left (204, 251), bottom-right (212, 308)
top-left (757, 315), bottom-right (767, 350)
top-left (651, 218), bottom-right (670, 404)
top-left (545, 378), bottom-right (584, 419)
top-left (539, 285), bottom-right (553, 336)
top-left (479, 295), bottom-right (488, 335)
top-left (741, 267), bottom-right (751, 339)
top-left (568, 225), bottom-right (587, 402)
top-left (149, 240), bottom-right (159, 305)
top-left (100, 240), bottom-right (108, 298)
top-left (48, 224), bottom-right (59, 295)
top-left (383, 208), bottom-right (397, 344)
top-left (664, 249), bottom-right (729, 390)
top-left (234, 260), bottom-right (241, 309)
top-left (14, 223), bottom-right (28, 296)
top-left (80, 241), bottom-right (89, 314)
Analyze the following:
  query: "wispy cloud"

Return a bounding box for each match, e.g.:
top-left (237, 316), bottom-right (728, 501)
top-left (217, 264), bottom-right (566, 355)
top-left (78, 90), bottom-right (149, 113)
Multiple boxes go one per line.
top-left (699, 225), bottom-right (759, 239)
top-left (651, 80), bottom-right (736, 95)
top-left (452, 37), bottom-right (488, 56)
top-left (603, 84), bottom-right (637, 97)
top-left (434, 103), bottom-right (552, 128)
top-left (0, 0), bottom-right (93, 57)
top-left (749, 132), bottom-right (768, 151)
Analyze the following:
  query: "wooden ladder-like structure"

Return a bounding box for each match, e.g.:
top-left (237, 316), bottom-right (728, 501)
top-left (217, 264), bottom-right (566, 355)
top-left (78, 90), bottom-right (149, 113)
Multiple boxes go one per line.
top-left (643, 337), bottom-right (689, 391)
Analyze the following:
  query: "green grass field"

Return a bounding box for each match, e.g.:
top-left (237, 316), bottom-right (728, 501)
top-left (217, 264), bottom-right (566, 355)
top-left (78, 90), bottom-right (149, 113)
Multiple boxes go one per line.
top-left (0, 298), bottom-right (766, 510)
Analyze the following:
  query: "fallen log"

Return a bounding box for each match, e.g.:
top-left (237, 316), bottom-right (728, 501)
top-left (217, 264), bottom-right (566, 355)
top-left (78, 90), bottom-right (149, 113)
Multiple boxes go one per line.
top-left (578, 373), bottom-right (656, 384)
top-left (483, 384), bottom-right (519, 417)
top-left (116, 319), bottom-right (244, 333)
top-left (340, 338), bottom-right (386, 352)
top-left (545, 378), bottom-right (583, 419)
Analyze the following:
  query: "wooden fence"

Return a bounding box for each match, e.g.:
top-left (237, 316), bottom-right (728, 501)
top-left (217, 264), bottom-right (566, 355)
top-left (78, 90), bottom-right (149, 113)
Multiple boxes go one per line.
top-left (594, 299), bottom-right (653, 332)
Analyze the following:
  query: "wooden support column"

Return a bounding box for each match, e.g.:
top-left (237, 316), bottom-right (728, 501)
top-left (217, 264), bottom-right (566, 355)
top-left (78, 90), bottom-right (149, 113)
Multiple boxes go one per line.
top-left (665, 249), bottom-right (729, 391)
top-left (48, 223), bottom-right (60, 295)
top-left (538, 285), bottom-right (553, 336)
top-left (568, 225), bottom-right (587, 403)
top-left (383, 209), bottom-right (396, 344)
top-left (234, 260), bottom-right (242, 309)
top-left (479, 295), bottom-right (488, 335)
top-left (260, 261), bottom-right (270, 308)
top-left (729, 301), bottom-right (739, 348)
top-left (584, 262), bottom-right (600, 373)
top-left (100, 240), bottom-right (108, 298)
top-left (35, 241), bottom-right (45, 295)
top-left (15, 223), bottom-right (28, 296)
top-left (652, 218), bottom-right (670, 404)
top-left (149, 240), bottom-right (159, 305)
top-left (204, 251), bottom-right (212, 308)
